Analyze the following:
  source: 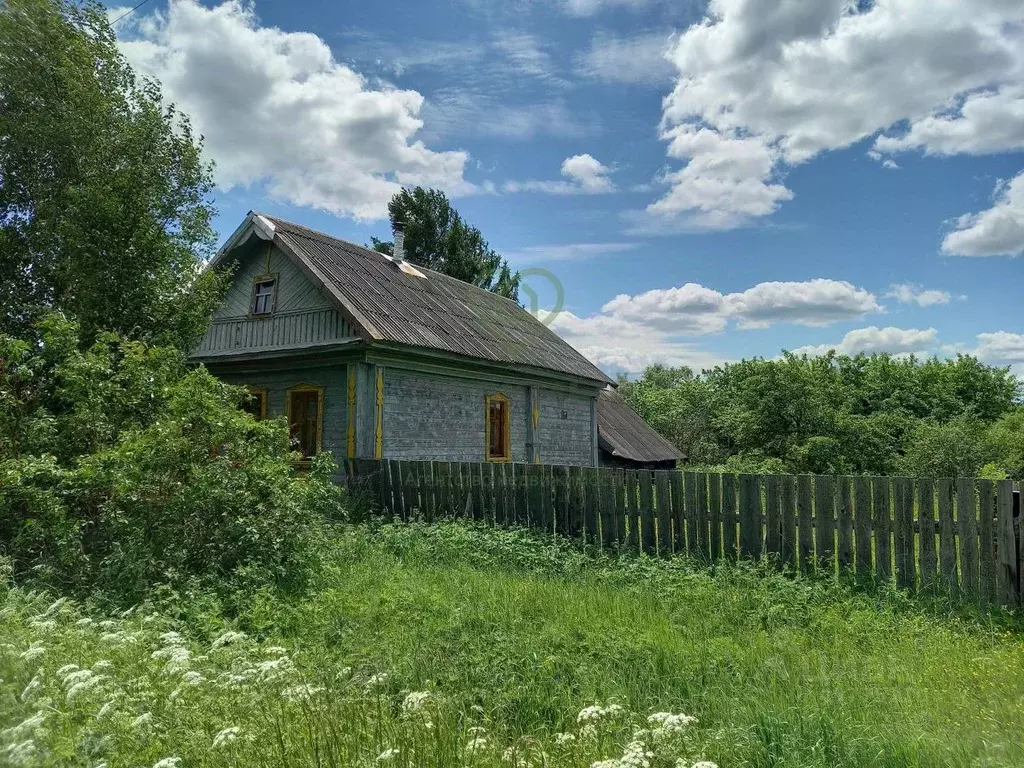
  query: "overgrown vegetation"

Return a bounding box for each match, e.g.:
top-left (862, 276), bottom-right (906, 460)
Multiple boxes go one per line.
top-left (3, 522), bottom-right (1024, 767)
top-left (0, 315), bottom-right (341, 604)
top-left (619, 354), bottom-right (1024, 478)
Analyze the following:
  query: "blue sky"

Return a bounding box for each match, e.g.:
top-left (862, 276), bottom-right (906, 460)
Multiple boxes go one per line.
top-left (112, 0), bottom-right (1024, 377)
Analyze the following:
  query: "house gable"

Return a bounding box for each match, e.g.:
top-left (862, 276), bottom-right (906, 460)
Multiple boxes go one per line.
top-left (194, 239), bottom-right (358, 358)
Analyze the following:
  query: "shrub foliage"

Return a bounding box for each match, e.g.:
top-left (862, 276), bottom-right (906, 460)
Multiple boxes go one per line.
top-left (0, 316), bottom-right (341, 602)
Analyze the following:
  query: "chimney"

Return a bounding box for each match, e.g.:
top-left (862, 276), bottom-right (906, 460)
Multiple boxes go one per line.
top-left (392, 221), bottom-right (405, 263)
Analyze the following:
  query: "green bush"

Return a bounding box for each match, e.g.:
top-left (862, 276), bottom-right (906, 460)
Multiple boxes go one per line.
top-left (0, 315), bottom-right (342, 603)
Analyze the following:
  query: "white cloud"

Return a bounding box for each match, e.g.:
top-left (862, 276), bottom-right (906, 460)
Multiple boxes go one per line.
top-left (424, 89), bottom-right (599, 140)
top-left (881, 159), bottom-right (900, 170)
top-left (651, 0), bottom-right (1024, 229)
top-left (505, 242), bottom-right (639, 263)
top-left (875, 87), bottom-right (1024, 157)
top-left (941, 171), bottom-right (1024, 257)
top-left (118, 0), bottom-right (474, 221)
top-left (885, 283), bottom-right (959, 306)
top-left (543, 276), bottom-right (885, 374)
top-left (791, 326), bottom-right (938, 357)
top-left (724, 279), bottom-right (882, 329)
top-left (504, 153), bottom-right (615, 195)
top-left (574, 31), bottom-right (675, 85)
top-left (546, 311), bottom-right (727, 375)
top-left (967, 331), bottom-right (1024, 378)
top-left (492, 31), bottom-right (570, 87)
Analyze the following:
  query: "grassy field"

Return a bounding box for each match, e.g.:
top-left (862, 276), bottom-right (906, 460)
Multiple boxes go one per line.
top-left (3, 521), bottom-right (1024, 767)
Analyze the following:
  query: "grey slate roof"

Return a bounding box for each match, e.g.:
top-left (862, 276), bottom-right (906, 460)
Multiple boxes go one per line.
top-left (260, 215), bottom-right (613, 385)
top-left (597, 388), bottom-right (685, 464)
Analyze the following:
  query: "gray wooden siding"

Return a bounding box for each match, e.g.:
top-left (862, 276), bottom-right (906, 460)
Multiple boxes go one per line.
top-left (219, 365), bottom-right (348, 459)
top-left (197, 243), bottom-right (355, 355)
top-left (382, 369), bottom-right (530, 462)
top-left (537, 389), bottom-right (595, 466)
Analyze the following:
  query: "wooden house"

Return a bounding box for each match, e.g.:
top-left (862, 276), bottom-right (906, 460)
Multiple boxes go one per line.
top-left (193, 212), bottom-right (682, 469)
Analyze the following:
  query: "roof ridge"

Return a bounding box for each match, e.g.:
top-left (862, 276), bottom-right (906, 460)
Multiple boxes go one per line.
top-left (261, 213), bottom-right (530, 312)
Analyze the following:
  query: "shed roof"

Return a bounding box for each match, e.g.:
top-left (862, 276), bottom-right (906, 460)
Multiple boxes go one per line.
top-left (214, 212), bottom-right (612, 386)
top-left (597, 388), bottom-right (685, 464)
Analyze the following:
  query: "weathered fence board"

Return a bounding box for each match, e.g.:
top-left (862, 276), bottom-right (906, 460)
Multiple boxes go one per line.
top-left (918, 478), bottom-right (936, 590)
top-left (780, 474), bottom-right (797, 569)
top-left (722, 473), bottom-right (738, 562)
top-left (346, 460), bottom-right (1021, 608)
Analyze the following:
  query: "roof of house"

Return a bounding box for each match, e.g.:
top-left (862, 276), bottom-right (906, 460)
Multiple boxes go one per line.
top-left (597, 388), bottom-right (686, 464)
top-left (213, 212), bottom-right (612, 386)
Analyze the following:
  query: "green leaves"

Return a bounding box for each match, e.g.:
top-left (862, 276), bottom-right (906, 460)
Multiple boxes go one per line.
top-left (374, 186), bottom-right (521, 300)
top-left (0, 0), bottom-right (227, 349)
top-left (620, 354), bottom-right (1022, 477)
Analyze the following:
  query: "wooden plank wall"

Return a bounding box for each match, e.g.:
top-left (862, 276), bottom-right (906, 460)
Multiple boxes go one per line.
top-left (345, 460), bottom-right (1022, 607)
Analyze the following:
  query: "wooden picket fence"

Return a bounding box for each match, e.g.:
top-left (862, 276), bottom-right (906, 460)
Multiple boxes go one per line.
top-left (343, 459), bottom-right (1023, 608)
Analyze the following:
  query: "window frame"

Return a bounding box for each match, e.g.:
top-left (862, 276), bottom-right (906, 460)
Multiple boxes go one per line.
top-left (485, 393), bottom-right (512, 463)
top-left (243, 386), bottom-right (268, 421)
top-left (285, 383), bottom-right (324, 463)
top-left (249, 273), bottom-right (279, 317)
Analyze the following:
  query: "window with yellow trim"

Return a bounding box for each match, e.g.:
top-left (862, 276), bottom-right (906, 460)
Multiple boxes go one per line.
top-left (286, 384), bottom-right (324, 461)
top-left (485, 393), bottom-right (511, 462)
top-left (241, 387), bottom-right (268, 421)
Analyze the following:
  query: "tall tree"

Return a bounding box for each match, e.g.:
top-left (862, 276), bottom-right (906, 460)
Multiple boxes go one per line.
top-left (371, 187), bottom-right (520, 300)
top-left (0, 0), bottom-right (226, 348)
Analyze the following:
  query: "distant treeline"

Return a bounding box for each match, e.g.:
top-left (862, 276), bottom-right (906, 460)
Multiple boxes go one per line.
top-left (618, 353), bottom-right (1023, 479)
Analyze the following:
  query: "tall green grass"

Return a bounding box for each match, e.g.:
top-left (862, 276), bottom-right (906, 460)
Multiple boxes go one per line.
top-left (3, 521), bottom-right (1023, 766)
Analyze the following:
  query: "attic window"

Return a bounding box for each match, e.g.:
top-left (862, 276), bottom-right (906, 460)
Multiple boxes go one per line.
top-left (251, 277), bottom-right (276, 315)
top-left (485, 393), bottom-right (511, 462)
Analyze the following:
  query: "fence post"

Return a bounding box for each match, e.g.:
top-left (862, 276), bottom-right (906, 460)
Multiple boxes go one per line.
top-left (957, 478), bottom-right (979, 601)
top-left (937, 478), bottom-right (958, 594)
top-left (996, 480), bottom-right (1017, 606)
top-left (918, 478), bottom-right (936, 591)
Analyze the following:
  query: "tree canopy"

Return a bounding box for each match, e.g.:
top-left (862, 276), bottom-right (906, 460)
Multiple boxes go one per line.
top-left (619, 352), bottom-right (1023, 479)
top-left (371, 187), bottom-right (521, 300)
top-left (0, 0), bottom-right (225, 349)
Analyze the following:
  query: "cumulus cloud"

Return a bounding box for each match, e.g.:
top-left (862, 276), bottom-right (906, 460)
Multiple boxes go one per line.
top-left (885, 283), bottom-right (959, 306)
top-left (117, 0), bottom-right (474, 221)
top-left (941, 171), bottom-right (1024, 257)
top-left (574, 31), bottom-right (675, 85)
top-left (791, 326), bottom-right (938, 358)
top-left (546, 311), bottom-right (727, 374)
top-left (504, 154), bottom-right (615, 195)
top-left (967, 331), bottom-right (1024, 378)
top-left (725, 279), bottom-right (882, 329)
top-left (651, 0), bottom-right (1024, 229)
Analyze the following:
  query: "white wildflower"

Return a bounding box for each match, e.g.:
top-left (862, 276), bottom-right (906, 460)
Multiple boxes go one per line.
top-left (182, 671), bottom-right (205, 686)
top-left (92, 660), bottom-right (113, 671)
top-left (282, 683), bottom-right (323, 701)
top-left (152, 645), bottom-right (191, 675)
top-left (689, 763), bottom-right (717, 768)
top-left (579, 724), bottom-right (598, 741)
top-left (19, 642), bottom-right (45, 662)
top-left (377, 747), bottom-right (399, 761)
top-left (28, 619), bottom-right (57, 632)
top-left (20, 675), bottom-right (43, 703)
top-left (255, 656), bottom-right (294, 680)
top-left (55, 664), bottom-right (79, 679)
top-left (75, 617), bottom-right (95, 628)
top-left (67, 675), bottom-right (105, 704)
top-left (63, 669), bottom-right (94, 687)
top-left (99, 620), bottom-right (117, 630)
top-left (555, 732), bottom-right (575, 745)
top-left (212, 726), bottom-right (241, 748)
top-left (97, 701), bottom-right (117, 720)
top-left (40, 596), bottom-right (70, 617)
top-left (131, 712), bottom-right (153, 730)
top-left (402, 690), bottom-right (431, 713)
top-left (3, 739), bottom-right (37, 766)
top-left (152, 758), bottom-right (181, 768)
top-left (366, 672), bottom-right (389, 688)
top-left (2, 710), bottom-right (46, 740)
top-left (265, 646), bottom-right (288, 655)
top-left (211, 630), bottom-right (247, 648)
top-left (647, 712), bottom-right (697, 740)
top-left (466, 736), bottom-right (489, 752)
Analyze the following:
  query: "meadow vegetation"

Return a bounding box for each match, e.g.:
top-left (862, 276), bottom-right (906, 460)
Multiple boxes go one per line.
top-left (4, 522), bottom-right (1024, 767)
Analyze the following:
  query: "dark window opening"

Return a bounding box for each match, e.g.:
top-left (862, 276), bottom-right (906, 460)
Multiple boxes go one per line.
top-left (288, 388), bottom-right (321, 460)
top-left (251, 279), bottom-right (276, 315)
top-left (242, 388), bottom-right (267, 420)
top-left (487, 394), bottom-right (511, 462)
